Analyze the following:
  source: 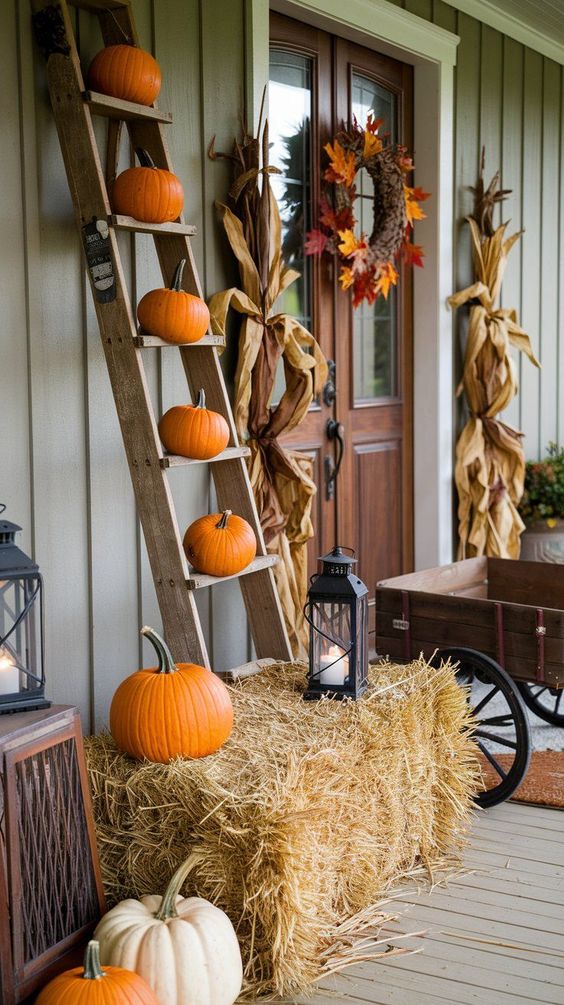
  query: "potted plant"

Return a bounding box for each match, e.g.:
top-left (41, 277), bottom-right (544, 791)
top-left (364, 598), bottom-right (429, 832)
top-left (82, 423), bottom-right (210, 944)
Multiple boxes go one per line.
top-left (519, 442), bottom-right (564, 562)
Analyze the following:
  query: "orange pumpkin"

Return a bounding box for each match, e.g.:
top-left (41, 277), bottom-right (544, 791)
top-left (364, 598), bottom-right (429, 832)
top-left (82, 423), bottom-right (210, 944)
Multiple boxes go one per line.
top-left (183, 510), bottom-right (257, 578)
top-left (36, 940), bottom-right (158, 1005)
top-left (159, 389), bottom-right (230, 460)
top-left (87, 45), bottom-right (161, 106)
top-left (110, 627), bottom-right (233, 762)
top-left (137, 259), bottom-right (209, 344)
top-left (112, 149), bottom-right (183, 223)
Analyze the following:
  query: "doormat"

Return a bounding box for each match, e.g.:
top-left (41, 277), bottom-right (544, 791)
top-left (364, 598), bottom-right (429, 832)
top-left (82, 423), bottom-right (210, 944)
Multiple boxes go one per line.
top-left (480, 750), bottom-right (564, 808)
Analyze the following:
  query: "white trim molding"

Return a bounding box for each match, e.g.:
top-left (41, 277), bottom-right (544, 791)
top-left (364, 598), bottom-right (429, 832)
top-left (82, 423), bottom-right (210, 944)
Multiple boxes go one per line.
top-left (439, 0), bottom-right (564, 66)
top-left (246, 0), bottom-right (459, 569)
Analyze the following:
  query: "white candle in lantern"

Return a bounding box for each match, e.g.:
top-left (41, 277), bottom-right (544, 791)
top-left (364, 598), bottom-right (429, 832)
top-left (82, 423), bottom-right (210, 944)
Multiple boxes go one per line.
top-left (319, 644), bottom-right (349, 686)
top-left (0, 648), bottom-right (19, 696)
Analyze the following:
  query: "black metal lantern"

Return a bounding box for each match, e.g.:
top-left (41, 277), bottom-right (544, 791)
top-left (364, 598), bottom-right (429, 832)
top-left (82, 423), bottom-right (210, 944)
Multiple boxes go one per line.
top-left (304, 546), bottom-right (369, 700)
top-left (0, 506), bottom-right (49, 713)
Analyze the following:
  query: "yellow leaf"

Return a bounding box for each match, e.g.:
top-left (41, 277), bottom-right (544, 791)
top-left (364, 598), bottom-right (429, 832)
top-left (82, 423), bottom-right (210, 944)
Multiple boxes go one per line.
top-left (376, 263), bottom-right (398, 300)
top-left (339, 266), bottom-right (355, 290)
top-left (338, 229), bottom-right (360, 258)
top-left (324, 140), bottom-right (357, 187)
top-left (404, 186), bottom-right (427, 226)
top-left (363, 131), bottom-right (382, 159)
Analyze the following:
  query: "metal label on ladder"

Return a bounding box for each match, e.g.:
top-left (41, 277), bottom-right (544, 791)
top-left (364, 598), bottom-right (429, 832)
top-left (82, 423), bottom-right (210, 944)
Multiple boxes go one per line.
top-left (81, 218), bottom-right (116, 303)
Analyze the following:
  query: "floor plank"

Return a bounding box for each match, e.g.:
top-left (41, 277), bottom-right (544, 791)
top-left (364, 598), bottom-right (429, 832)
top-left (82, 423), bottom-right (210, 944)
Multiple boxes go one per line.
top-left (287, 803), bottom-right (564, 1005)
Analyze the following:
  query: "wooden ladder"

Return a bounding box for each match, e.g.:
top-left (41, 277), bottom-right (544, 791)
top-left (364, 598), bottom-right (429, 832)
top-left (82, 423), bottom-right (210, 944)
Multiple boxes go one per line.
top-left (31, 0), bottom-right (292, 667)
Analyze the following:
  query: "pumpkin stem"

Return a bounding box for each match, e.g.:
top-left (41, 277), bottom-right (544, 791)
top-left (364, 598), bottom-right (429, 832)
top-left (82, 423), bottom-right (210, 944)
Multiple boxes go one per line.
top-left (196, 388), bottom-right (206, 409)
top-left (141, 626), bottom-right (177, 674)
top-left (171, 259), bottom-right (187, 292)
top-left (216, 510), bottom-right (232, 530)
top-left (83, 941), bottom-right (105, 980)
top-left (155, 854), bottom-right (199, 921)
top-left (136, 147), bottom-right (157, 169)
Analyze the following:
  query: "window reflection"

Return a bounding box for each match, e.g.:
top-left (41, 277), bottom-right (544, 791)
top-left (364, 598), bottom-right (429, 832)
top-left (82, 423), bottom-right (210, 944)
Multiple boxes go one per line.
top-left (269, 50), bottom-right (313, 403)
top-left (352, 74), bottom-right (398, 402)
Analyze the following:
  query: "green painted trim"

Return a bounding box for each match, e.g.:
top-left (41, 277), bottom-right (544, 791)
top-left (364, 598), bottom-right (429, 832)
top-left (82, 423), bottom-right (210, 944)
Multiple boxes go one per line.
top-left (437, 0), bottom-right (564, 66)
top-left (270, 0), bottom-right (459, 64)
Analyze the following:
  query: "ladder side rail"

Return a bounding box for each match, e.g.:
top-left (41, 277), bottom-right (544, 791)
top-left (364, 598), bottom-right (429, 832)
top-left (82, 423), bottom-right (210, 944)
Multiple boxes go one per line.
top-left (95, 1), bottom-right (292, 661)
top-left (123, 123), bottom-right (292, 659)
top-left (33, 0), bottom-right (209, 665)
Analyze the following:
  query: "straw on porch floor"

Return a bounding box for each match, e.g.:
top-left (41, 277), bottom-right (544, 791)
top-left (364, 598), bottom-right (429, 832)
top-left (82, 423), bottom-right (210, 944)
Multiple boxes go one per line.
top-left (85, 658), bottom-right (479, 999)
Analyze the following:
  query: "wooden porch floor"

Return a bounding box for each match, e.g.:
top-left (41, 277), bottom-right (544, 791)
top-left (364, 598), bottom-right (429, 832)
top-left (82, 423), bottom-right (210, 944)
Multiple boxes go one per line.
top-left (280, 802), bottom-right (564, 1005)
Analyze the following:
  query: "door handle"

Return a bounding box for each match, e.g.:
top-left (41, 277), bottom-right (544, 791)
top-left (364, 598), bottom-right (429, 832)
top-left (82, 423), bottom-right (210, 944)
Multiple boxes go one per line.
top-left (325, 419), bottom-right (345, 500)
top-left (326, 419), bottom-right (345, 479)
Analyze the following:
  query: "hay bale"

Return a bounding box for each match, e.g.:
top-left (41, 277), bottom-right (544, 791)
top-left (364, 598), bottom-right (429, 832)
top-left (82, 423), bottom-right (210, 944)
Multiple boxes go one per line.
top-left (85, 658), bottom-right (479, 998)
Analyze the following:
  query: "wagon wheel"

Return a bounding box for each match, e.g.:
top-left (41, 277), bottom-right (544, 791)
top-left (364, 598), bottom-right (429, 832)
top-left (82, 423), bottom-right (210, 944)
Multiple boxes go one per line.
top-left (517, 683), bottom-right (564, 727)
top-left (432, 647), bottom-right (531, 808)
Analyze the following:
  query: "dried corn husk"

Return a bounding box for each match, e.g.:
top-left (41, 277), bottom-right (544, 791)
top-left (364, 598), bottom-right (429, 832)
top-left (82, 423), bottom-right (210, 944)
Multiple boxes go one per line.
top-left (208, 120), bottom-right (327, 656)
top-left (449, 164), bottom-right (540, 559)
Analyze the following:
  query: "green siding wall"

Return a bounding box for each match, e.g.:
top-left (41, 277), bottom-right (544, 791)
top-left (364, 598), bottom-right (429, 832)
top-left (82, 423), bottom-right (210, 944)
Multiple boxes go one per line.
top-left (1, 0), bottom-right (563, 725)
top-left (407, 0), bottom-right (564, 457)
top-left (1, 0), bottom-right (249, 729)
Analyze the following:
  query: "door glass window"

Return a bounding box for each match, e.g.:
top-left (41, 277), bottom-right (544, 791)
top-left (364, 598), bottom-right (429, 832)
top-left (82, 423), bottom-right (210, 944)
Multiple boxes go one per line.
top-left (269, 50), bottom-right (313, 404)
top-left (352, 73), bottom-right (398, 402)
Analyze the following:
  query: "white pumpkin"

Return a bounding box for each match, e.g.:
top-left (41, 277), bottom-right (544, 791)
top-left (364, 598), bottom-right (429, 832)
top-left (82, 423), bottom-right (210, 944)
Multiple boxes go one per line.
top-left (94, 859), bottom-right (243, 1005)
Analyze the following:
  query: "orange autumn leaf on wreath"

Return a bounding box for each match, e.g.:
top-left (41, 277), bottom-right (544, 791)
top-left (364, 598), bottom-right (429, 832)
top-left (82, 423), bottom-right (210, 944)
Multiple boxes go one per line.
top-left (363, 130), bottom-right (383, 159)
top-left (403, 242), bottom-right (425, 268)
top-left (365, 113), bottom-right (383, 134)
top-left (375, 262), bottom-right (398, 299)
top-left (324, 140), bottom-right (357, 187)
top-left (404, 185), bottom-right (431, 225)
top-left (338, 228), bottom-right (361, 257)
top-left (339, 266), bottom-right (355, 290)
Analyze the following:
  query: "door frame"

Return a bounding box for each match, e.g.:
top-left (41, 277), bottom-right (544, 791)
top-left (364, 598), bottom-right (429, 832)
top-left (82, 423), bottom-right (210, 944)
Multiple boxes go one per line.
top-left (245, 0), bottom-right (460, 570)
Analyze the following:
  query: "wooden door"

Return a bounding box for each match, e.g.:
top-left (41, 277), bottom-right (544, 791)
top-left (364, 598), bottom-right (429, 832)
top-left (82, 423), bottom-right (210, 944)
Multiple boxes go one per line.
top-left (269, 15), bottom-right (414, 628)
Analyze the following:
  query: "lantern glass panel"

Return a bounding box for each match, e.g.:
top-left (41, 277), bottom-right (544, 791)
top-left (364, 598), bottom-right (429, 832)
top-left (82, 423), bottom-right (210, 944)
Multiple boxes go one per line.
top-left (311, 601), bottom-right (353, 687)
top-left (0, 573), bottom-right (43, 703)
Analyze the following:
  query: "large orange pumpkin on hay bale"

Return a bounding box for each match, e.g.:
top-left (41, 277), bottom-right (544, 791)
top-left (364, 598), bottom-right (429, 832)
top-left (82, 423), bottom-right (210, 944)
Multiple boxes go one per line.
top-left (36, 940), bottom-right (158, 1005)
top-left (137, 259), bottom-right (209, 344)
top-left (183, 510), bottom-right (257, 577)
top-left (112, 148), bottom-right (183, 223)
top-left (87, 45), bottom-right (161, 106)
top-left (110, 626), bottom-right (233, 763)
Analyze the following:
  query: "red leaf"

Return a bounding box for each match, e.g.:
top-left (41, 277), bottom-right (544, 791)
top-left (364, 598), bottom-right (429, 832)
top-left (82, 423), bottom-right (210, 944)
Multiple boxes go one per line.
top-left (411, 186), bottom-right (431, 202)
top-left (305, 229), bottom-right (328, 256)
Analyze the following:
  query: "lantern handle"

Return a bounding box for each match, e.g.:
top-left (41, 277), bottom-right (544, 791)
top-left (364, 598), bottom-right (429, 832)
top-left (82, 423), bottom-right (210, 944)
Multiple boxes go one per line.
top-left (0, 504), bottom-right (5, 515)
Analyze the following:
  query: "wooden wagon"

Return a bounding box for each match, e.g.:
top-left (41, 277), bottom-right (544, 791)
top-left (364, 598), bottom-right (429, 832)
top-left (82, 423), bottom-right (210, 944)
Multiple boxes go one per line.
top-left (376, 557), bottom-right (564, 806)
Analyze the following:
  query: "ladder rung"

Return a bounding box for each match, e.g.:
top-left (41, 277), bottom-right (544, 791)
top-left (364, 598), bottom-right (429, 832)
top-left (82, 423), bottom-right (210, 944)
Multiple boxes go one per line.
top-left (161, 446), bottom-right (251, 468)
top-left (133, 331), bottom-right (225, 348)
top-left (84, 91), bottom-right (172, 124)
top-left (68, 0), bottom-right (127, 10)
top-left (110, 215), bottom-right (196, 236)
top-left (187, 555), bottom-right (278, 590)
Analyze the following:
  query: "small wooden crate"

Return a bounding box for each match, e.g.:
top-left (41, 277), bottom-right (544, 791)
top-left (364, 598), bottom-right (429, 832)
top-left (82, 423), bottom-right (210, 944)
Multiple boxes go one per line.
top-left (0, 706), bottom-right (105, 1003)
top-left (376, 557), bottom-right (564, 690)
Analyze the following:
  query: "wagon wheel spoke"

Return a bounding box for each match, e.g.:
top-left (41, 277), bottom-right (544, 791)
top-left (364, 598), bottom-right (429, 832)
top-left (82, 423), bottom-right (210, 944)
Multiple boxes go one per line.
top-left (555, 692), bottom-right (563, 715)
top-left (474, 730), bottom-right (517, 750)
top-left (478, 714), bottom-right (514, 727)
top-left (472, 686), bottom-right (499, 718)
top-left (477, 741), bottom-right (507, 780)
top-left (529, 686), bottom-right (547, 698)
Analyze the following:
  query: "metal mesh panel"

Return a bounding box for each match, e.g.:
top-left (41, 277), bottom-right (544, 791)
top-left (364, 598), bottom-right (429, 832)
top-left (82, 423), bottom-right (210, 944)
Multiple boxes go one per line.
top-left (14, 739), bottom-right (99, 962)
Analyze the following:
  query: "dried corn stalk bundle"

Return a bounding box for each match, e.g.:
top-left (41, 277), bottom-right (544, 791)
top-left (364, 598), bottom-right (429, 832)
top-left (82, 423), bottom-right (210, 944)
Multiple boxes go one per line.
top-left (449, 152), bottom-right (540, 559)
top-left (85, 657), bottom-right (479, 999)
top-left (207, 113), bottom-right (327, 657)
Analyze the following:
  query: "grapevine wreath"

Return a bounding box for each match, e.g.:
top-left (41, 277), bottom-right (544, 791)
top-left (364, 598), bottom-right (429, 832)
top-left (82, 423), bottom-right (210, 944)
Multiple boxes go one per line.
top-left (306, 115), bottom-right (430, 306)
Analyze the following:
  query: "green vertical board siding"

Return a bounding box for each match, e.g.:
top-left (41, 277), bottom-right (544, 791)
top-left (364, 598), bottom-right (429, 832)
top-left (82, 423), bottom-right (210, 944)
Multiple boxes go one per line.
top-left (540, 60), bottom-right (561, 455)
top-left (500, 36), bottom-right (524, 432)
top-left (519, 47), bottom-right (543, 456)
